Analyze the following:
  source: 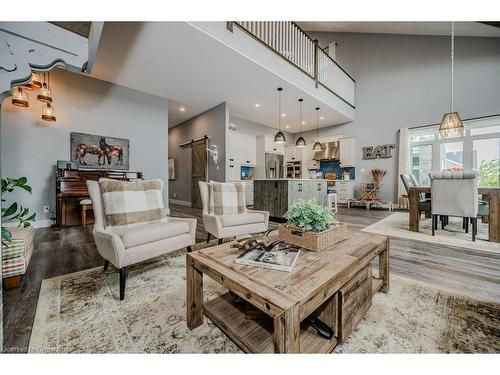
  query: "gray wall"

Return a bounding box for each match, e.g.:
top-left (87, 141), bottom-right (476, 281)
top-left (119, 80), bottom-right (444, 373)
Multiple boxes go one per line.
top-left (1, 69), bottom-right (170, 225)
top-left (302, 32), bottom-right (500, 202)
top-left (168, 102), bottom-right (228, 203)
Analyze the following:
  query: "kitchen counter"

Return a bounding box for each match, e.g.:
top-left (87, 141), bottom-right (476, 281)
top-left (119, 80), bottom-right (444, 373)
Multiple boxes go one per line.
top-left (253, 179), bottom-right (327, 218)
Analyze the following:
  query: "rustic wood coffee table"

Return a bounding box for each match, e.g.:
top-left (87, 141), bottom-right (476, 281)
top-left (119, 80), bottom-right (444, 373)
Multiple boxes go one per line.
top-left (186, 229), bottom-right (389, 353)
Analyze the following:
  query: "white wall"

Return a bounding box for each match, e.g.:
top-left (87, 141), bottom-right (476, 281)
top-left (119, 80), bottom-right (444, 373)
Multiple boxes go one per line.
top-left (1, 69), bottom-right (170, 226)
top-left (229, 115), bottom-right (293, 143)
top-left (302, 32), bottom-right (500, 202)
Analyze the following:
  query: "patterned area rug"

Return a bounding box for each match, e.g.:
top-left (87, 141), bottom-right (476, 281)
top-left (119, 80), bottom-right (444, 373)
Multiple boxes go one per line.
top-left (362, 212), bottom-right (499, 254)
top-left (29, 245), bottom-right (500, 353)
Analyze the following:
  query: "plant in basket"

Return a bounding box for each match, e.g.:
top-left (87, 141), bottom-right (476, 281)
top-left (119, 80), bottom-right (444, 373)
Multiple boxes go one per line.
top-left (284, 199), bottom-right (334, 232)
top-left (281, 200), bottom-right (346, 252)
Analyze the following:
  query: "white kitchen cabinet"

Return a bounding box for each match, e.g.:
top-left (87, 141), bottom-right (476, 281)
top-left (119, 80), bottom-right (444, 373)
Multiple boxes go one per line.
top-left (238, 133), bottom-right (256, 165)
top-left (334, 180), bottom-right (354, 204)
top-left (285, 146), bottom-right (305, 162)
top-left (339, 138), bottom-right (356, 167)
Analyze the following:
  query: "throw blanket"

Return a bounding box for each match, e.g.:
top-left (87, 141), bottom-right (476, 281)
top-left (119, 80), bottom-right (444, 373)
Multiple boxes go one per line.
top-left (99, 178), bottom-right (166, 228)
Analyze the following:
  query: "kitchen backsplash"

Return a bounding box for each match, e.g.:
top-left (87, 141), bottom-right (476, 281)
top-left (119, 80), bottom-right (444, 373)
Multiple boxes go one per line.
top-left (319, 160), bottom-right (355, 180)
top-left (240, 166), bottom-right (254, 180)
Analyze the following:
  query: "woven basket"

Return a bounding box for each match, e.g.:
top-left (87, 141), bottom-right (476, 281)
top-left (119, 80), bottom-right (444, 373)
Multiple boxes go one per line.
top-left (278, 221), bottom-right (348, 252)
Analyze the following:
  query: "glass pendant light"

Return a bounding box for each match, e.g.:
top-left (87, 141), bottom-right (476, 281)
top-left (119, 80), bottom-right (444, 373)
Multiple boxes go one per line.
top-left (274, 87), bottom-right (287, 144)
top-left (439, 22), bottom-right (464, 139)
top-left (42, 102), bottom-right (56, 122)
top-left (312, 107), bottom-right (323, 151)
top-left (22, 71), bottom-right (42, 91)
top-left (37, 72), bottom-right (52, 103)
top-left (12, 86), bottom-right (29, 107)
top-left (295, 98), bottom-right (306, 147)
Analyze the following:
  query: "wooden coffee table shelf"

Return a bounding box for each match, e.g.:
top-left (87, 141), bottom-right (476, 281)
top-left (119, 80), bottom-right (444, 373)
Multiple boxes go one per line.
top-left (187, 229), bottom-right (389, 353)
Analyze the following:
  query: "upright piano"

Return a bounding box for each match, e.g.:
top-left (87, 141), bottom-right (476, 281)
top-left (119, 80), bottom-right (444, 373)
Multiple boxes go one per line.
top-left (56, 169), bottom-right (143, 229)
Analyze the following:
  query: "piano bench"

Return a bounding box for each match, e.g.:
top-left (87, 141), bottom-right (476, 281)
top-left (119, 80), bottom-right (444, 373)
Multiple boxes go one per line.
top-left (80, 199), bottom-right (93, 227)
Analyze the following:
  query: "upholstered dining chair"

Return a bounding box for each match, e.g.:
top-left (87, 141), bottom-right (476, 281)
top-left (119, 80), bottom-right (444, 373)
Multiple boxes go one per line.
top-left (87, 180), bottom-right (196, 300)
top-left (429, 171), bottom-right (479, 241)
top-left (400, 174), bottom-right (431, 217)
top-left (199, 181), bottom-right (269, 244)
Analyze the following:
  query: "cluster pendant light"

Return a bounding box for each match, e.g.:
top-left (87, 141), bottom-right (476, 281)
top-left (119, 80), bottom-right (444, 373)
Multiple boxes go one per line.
top-left (273, 87), bottom-right (287, 144)
top-left (10, 70), bottom-right (57, 122)
top-left (295, 98), bottom-right (306, 148)
top-left (312, 107), bottom-right (323, 152)
top-left (439, 22), bottom-right (463, 139)
top-left (12, 87), bottom-right (29, 108)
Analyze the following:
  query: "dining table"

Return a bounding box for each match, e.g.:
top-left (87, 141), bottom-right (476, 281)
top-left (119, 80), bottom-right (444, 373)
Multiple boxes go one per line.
top-left (408, 187), bottom-right (500, 243)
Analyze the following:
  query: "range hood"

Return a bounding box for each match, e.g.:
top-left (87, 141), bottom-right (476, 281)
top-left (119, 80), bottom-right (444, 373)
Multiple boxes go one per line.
top-left (313, 141), bottom-right (340, 161)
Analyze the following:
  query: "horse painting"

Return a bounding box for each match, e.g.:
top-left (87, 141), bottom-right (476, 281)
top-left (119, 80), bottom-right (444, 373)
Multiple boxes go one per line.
top-left (99, 137), bottom-right (124, 166)
top-left (71, 132), bottom-right (129, 169)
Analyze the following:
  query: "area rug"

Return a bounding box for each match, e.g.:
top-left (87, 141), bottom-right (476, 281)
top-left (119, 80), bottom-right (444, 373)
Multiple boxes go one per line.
top-left (362, 212), bottom-right (499, 254)
top-left (29, 245), bottom-right (500, 353)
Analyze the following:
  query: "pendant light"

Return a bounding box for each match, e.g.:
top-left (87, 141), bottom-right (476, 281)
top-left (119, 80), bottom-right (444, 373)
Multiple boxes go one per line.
top-left (439, 22), bottom-right (464, 139)
top-left (295, 98), bottom-right (306, 147)
top-left (12, 86), bottom-right (29, 107)
top-left (274, 87), bottom-right (287, 144)
top-left (37, 72), bottom-right (52, 103)
top-left (42, 102), bottom-right (56, 122)
top-left (22, 71), bottom-right (42, 91)
top-left (312, 107), bottom-right (322, 151)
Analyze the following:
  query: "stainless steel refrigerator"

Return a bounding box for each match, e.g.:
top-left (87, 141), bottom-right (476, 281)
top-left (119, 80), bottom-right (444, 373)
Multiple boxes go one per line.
top-left (265, 153), bottom-right (284, 179)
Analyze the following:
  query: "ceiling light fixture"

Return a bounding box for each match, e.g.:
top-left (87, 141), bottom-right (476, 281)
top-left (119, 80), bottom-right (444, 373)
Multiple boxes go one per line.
top-left (312, 107), bottom-right (323, 152)
top-left (255, 103), bottom-right (260, 108)
top-left (295, 98), bottom-right (306, 148)
top-left (281, 113), bottom-right (286, 117)
top-left (179, 106), bottom-right (186, 112)
top-left (320, 116), bottom-right (324, 120)
top-left (439, 22), bottom-right (463, 139)
top-left (12, 86), bottom-right (29, 107)
top-left (22, 71), bottom-right (42, 91)
top-left (37, 72), bottom-right (52, 103)
top-left (42, 102), bottom-right (56, 122)
top-left (274, 87), bottom-right (286, 144)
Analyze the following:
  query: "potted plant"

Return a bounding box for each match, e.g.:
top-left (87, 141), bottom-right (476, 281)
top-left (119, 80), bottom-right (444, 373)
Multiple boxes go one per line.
top-left (1, 177), bottom-right (36, 244)
top-left (279, 200), bottom-right (347, 252)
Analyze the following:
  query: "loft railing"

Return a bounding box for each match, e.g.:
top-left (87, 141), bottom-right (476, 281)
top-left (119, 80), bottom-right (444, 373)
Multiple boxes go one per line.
top-left (231, 21), bottom-right (355, 108)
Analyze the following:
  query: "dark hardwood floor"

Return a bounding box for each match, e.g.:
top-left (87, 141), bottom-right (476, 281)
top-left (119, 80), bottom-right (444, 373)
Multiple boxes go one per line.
top-left (3, 204), bottom-right (500, 353)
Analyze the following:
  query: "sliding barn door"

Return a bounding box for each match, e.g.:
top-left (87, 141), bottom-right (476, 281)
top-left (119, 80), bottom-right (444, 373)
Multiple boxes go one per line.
top-left (191, 139), bottom-right (207, 209)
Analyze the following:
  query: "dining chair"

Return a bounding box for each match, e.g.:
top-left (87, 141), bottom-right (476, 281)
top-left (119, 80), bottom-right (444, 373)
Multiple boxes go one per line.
top-left (400, 174), bottom-right (431, 217)
top-left (429, 171), bottom-right (478, 241)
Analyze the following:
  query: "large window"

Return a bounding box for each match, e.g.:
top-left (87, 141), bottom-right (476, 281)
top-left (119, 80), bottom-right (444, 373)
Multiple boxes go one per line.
top-left (408, 115), bottom-right (500, 187)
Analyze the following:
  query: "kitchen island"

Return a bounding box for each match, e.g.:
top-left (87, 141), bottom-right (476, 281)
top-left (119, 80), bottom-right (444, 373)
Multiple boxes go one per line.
top-left (253, 179), bottom-right (327, 218)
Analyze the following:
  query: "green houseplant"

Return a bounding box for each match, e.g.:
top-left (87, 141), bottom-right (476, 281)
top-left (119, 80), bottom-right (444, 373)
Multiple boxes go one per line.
top-left (1, 177), bottom-right (36, 244)
top-left (284, 199), bottom-right (334, 232)
top-left (280, 199), bottom-right (346, 252)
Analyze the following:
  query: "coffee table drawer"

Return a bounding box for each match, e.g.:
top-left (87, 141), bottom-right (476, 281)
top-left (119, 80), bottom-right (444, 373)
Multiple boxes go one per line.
top-left (338, 266), bottom-right (373, 344)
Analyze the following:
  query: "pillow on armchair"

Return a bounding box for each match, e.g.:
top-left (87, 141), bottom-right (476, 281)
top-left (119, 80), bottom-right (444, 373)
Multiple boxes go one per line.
top-left (208, 181), bottom-right (246, 215)
top-left (98, 178), bottom-right (166, 229)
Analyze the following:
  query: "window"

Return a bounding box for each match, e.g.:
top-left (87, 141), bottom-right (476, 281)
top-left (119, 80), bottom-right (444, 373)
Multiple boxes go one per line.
top-left (440, 141), bottom-right (463, 172)
top-left (411, 144), bottom-right (433, 185)
top-left (407, 115), bottom-right (500, 186)
top-left (473, 138), bottom-right (500, 187)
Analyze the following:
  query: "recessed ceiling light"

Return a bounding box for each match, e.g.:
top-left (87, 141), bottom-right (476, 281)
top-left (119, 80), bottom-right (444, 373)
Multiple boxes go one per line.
top-left (255, 103), bottom-right (260, 107)
top-left (285, 125), bottom-right (289, 129)
top-left (320, 116), bottom-right (324, 120)
top-left (301, 121), bottom-right (306, 125)
top-left (281, 113), bottom-right (286, 117)
top-left (179, 107), bottom-right (186, 112)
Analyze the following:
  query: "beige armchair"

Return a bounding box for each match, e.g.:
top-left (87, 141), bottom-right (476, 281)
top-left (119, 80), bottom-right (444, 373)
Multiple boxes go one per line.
top-left (87, 180), bottom-right (196, 300)
top-left (199, 181), bottom-right (269, 244)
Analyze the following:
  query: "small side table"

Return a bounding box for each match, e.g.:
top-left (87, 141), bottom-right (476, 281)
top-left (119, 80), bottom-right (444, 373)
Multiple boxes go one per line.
top-left (80, 199), bottom-right (92, 227)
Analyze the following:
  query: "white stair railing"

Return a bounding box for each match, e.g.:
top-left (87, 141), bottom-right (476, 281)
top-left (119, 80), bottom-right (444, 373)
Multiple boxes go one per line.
top-left (233, 21), bottom-right (355, 108)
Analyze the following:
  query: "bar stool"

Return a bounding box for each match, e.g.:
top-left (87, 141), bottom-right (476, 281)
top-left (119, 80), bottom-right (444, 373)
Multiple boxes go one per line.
top-left (80, 199), bottom-right (92, 227)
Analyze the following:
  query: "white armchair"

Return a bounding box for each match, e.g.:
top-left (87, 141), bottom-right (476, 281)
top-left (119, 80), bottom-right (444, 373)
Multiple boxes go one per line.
top-left (199, 181), bottom-right (269, 244)
top-left (87, 180), bottom-right (196, 300)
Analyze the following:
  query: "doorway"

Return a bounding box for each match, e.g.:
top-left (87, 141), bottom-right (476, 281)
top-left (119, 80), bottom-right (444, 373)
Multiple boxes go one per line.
top-left (191, 138), bottom-right (207, 209)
